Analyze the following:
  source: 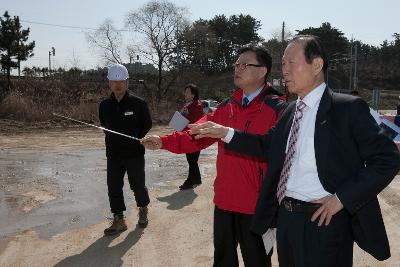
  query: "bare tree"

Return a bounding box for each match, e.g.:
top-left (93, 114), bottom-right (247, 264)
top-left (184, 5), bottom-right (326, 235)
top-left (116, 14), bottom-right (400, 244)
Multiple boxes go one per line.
top-left (125, 0), bottom-right (189, 104)
top-left (86, 19), bottom-right (123, 65)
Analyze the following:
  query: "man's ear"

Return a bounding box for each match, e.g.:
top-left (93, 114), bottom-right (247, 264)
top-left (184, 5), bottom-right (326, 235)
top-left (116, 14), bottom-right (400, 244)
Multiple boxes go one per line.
top-left (312, 57), bottom-right (324, 75)
top-left (260, 67), bottom-right (268, 80)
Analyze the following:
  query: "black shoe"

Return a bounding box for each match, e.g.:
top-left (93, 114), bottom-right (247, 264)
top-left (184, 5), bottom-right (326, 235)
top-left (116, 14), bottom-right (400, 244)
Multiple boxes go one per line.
top-left (179, 182), bottom-right (194, 190)
top-left (179, 180), bottom-right (202, 190)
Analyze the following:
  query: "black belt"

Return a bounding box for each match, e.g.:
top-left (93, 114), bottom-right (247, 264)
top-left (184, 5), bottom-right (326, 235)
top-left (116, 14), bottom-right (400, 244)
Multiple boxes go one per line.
top-left (281, 197), bottom-right (321, 213)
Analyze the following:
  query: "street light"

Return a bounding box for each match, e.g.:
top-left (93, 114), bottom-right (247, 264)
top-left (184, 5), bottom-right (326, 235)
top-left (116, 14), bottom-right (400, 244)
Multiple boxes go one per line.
top-left (49, 47), bottom-right (55, 73)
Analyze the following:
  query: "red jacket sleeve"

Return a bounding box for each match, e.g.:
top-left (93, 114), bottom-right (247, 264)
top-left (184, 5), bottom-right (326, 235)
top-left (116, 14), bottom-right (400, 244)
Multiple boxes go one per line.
top-left (160, 109), bottom-right (217, 154)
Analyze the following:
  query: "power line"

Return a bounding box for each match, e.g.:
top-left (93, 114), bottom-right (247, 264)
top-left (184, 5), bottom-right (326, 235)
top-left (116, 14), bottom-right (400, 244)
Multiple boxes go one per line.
top-left (20, 19), bottom-right (128, 32)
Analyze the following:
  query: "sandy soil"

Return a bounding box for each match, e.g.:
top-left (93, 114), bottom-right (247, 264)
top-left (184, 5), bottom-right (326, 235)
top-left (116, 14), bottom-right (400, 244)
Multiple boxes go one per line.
top-left (0, 126), bottom-right (399, 266)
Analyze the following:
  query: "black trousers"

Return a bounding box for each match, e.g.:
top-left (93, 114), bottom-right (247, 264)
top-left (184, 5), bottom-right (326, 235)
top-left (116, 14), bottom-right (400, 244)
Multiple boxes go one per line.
top-left (185, 151), bottom-right (201, 183)
top-left (277, 200), bottom-right (353, 267)
top-left (107, 156), bottom-right (150, 214)
top-left (213, 206), bottom-right (271, 267)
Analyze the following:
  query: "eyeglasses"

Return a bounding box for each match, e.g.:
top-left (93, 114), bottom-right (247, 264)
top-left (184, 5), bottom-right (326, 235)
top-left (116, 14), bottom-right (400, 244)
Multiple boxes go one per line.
top-left (233, 63), bottom-right (265, 70)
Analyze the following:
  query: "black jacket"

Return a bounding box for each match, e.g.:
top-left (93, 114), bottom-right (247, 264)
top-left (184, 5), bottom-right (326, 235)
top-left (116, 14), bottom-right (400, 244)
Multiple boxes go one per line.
top-left (99, 91), bottom-right (152, 158)
top-left (225, 87), bottom-right (400, 261)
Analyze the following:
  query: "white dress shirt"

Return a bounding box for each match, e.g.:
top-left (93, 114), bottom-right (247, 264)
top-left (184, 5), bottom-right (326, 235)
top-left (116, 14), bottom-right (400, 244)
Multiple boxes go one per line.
top-left (285, 82), bottom-right (331, 201)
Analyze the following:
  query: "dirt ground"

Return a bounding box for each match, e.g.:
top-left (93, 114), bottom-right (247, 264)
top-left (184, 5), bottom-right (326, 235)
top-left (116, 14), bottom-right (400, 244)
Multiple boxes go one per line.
top-left (0, 126), bottom-right (399, 267)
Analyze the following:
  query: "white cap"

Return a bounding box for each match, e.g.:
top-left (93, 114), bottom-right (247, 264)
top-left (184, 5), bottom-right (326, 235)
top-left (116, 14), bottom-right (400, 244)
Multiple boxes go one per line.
top-left (107, 64), bottom-right (129, 81)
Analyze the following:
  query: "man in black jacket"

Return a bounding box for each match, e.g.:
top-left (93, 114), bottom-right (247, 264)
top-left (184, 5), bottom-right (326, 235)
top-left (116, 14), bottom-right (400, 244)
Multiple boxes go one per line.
top-left (99, 64), bottom-right (152, 235)
top-left (189, 35), bottom-right (400, 266)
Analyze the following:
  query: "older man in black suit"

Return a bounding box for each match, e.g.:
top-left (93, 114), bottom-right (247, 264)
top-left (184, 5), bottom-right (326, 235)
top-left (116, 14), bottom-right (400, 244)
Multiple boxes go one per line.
top-left (189, 35), bottom-right (400, 266)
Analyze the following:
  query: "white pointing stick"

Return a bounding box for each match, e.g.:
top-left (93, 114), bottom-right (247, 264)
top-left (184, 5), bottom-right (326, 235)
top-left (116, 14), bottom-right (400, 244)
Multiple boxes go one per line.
top-left (53, 113), bottom-right (140, 141)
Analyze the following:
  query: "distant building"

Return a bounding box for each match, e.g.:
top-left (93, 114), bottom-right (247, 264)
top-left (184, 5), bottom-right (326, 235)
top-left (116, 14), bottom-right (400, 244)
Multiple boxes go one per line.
top-left (125, 62), bottom-right (158, 75)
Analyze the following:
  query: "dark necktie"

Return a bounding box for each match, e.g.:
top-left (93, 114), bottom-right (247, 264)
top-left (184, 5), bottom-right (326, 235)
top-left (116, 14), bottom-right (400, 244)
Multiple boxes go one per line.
top-left (242, 97), bottom-right (249, 108)
top-left (276, 100), bottom-right (307, 203)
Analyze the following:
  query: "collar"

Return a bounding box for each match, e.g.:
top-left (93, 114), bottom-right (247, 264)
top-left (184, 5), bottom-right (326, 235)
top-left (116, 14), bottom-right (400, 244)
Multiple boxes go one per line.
top-left (242, 84), bottom-right (264, 104)
top-left (297, 82), bottom-right (326, 110)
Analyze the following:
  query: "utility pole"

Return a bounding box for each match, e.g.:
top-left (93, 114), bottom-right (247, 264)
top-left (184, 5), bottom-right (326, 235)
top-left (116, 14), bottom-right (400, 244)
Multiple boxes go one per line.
top-left (135, 55), bottom-right (139, 74)
top-left (349, 38), bottom-right (353, 91)
top-left (353, 44), bottom-right (358, 91)
top-left (49, 47), bottom-right (55, 73)
top-left (281, 21), bottom-right (285, 59)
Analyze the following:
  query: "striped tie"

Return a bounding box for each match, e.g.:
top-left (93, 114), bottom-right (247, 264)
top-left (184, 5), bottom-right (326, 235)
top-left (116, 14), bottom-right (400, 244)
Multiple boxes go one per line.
top-left (276, 100), bottom-right (307, 203)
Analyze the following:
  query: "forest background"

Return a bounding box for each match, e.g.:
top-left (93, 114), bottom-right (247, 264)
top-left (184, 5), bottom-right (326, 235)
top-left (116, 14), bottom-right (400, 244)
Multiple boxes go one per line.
top-left (1, 0), bottom-right (399, 126)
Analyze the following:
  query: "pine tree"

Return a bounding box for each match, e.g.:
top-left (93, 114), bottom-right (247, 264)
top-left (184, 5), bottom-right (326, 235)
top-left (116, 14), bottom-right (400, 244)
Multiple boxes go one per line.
top-left (0, 11), bottom-right (35, 96)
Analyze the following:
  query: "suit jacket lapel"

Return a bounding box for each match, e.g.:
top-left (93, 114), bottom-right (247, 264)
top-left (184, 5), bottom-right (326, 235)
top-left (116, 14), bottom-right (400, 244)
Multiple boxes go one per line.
top-left (314, 86), bottom-right (333, 186)
top-left (281, 101), bottom-right (296, 147)
top-left (272, 101), bottom-right (297, 166)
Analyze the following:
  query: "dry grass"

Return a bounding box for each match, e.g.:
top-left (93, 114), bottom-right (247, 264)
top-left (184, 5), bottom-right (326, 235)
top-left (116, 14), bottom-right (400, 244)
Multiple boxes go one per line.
top-left (0, 91), bottom-right (51, 122)
top-left (0, 78), bottom-right (106, 124)
top-left (1, 77), bottom-right (398, 130)
top-left (0, 78), bottom-right (177, 129)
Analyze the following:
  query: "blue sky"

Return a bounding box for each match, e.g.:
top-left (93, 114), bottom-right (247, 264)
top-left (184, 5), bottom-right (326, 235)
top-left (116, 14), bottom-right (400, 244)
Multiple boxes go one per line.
top-left (2, 0), bottom-right (399, 70)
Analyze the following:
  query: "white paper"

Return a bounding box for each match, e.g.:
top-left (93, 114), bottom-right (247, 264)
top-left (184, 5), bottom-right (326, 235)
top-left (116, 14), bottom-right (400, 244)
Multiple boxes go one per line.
top-left (168, 111), bottom-right (190, 132)
top-left (262, 228), bottom-right (276, 254)
top-left (369, 108), bottom-right (382, 124)
top-left (369, 108), bottom-right (400, 141)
